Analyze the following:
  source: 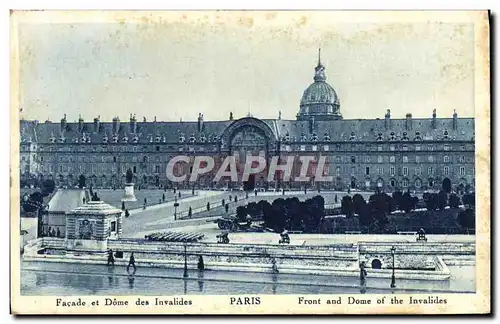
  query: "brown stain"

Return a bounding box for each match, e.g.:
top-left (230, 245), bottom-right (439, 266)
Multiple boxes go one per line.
top-left (265, 12), bottom-right (277, 21)
top-left (237, 16), bottom-right (254, 28)
top-left (296, 16), bottom-right (307, 28)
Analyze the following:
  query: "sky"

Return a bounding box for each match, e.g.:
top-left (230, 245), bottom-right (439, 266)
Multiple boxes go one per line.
top-left (15, 12), bottom-right (475, 123)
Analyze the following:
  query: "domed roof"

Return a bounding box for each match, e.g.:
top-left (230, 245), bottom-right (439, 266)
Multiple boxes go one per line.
top-left (297, 49), bottom-right (342, 121)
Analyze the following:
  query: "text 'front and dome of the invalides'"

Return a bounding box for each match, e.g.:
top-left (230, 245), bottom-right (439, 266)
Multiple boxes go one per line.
top-left (19, 50), bottom-right (475, 192)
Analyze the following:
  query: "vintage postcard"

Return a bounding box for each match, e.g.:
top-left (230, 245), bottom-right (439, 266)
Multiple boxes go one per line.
top-left (10, 10), bottom-right (490, 315)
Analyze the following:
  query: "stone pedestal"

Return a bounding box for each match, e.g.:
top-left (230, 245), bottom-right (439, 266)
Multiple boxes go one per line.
top-left (65, 201), bottom-right (123, 252)
top-left (121, 183), bottom-right (137, 202)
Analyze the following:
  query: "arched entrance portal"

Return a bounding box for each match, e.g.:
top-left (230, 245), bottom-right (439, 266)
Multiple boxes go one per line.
top-left (220, 118), bottom-right (278, 189)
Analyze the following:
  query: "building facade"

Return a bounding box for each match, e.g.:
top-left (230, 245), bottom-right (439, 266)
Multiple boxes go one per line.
top-left (19, 53), bottom-right (475, 193)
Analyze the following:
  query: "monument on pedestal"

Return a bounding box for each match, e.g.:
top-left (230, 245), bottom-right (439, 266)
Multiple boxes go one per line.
top-left (122, 168), bottom-right (137, 202)
top-left (65, 199), bottom-right (122, 252)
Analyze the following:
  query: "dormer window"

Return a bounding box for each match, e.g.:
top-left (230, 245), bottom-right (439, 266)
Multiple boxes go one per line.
top-left (200, 134), bottom-right (207, 143)
top-left (122, 136), bottom-right (128, 143)
top-left (132, 135), bottom-right (139, 143)
top-left (311, 133), bottom-right (318, 142)
top-left (349, 132), bottom-right (356, 141)
top-left (323, 132), bottom-right (330, 141)
top-left (50, 134), bottom-right (56, 143)
top-left (74, 137), bottom-right (79, 143)
top-left (414, 131), bottom-right (422, 141)
top-left (155, 135), bottom-right (161, 143)
top-left (284, 132), bottom-right (291, 142)
top-left (189, 134), bottom-right (196, 143)
top-left (179, 133), bottom-right (185, 143)
top-left (443, 129), bottom-right (449, 140)
top-left (390, 132), bottom-right (396, 141)
top-left (402, 132), bottom-right (409, 141)
top-left (86, 136), bottom-right (91, 143)
top-left (112, 134), bottom-right (118, 143)
top-left (148, 134), bottom-right (153, 143)
top-left (376, 133), bottom-right (383, 141)
top-left (300, 133), bottom-right (307, 141)
top-left (102, 135), bottom-right (108, 143)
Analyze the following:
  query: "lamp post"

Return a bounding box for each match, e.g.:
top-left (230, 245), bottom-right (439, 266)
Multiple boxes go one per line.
top-left (174, 197), bottom-right (179, 221)
top-left (390, 246), bottom-right (396, 288)
top-left (183, 240), bottom-right (189, 278)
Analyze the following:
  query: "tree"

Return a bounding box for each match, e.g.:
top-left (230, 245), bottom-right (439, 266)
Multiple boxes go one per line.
top-left (22, 191), bottom-right (44, 213)
top-left (352, 194), bottom-right (366, 216)
top-left (437, 190), bottom-right (448, 211)
top-left (449, 193), bottom-right (460, 208)
top-left (462, 193), bottom-right (475, 209)
top-left (392, 191), bottom-right (403, 211)
top-left (41, 179), bottom-right (55, 197)
top-left (442, 178), bottom-right (452, 193)
top-left (457, 209), bottom-right (475, 229)
top-left (126, 168), bottom-right (134, 184)
top-left (424, 193), bottom-right (438, 211)
top-left (341, 195), bottom-right (354, 217)
top-left (401, 191), bottom-right (418, 213)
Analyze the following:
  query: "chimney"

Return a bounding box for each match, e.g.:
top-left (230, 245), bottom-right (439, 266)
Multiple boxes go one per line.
top-left (60, 114), bottom-right (67, 133)
top-left (452, 109), bottom-right (458, 130)
top-left (405, 113), bottom-right (412, 131)
top-left (197, 113), bottom-right (204, 132)
top-left (78, 114), bottom-right (84, 133)
top-left (385, 109), bottom-right (391, 129)
top-left (432, 109), bottom-right (437, 129)
top-left (112, 117), bottom-right (120, 134)
top-left (93, 115), bottom-right (100, 133)
top-left (130, 114), bottom-right (137, 133)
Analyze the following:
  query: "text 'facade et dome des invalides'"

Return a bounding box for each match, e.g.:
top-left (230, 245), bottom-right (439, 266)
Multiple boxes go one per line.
top-left (20, 50), bottom-right (475, 192)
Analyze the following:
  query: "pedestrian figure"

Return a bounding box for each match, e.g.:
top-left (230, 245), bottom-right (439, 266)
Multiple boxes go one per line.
top-left (174, 188), bottom-right (177, 194)
top-left (143, 203), bottom-right (146, 210)
top-left (197, 256), bottom-right (205, 270)
top-left (162, 193), bottom-right (165, 202)
top-left (127, 252), bottom-right (136, 272)
top-left (51, 228), bottom-right (56, 237)
top-left (234, 196), bottom-right (238, 203)
top-left (125, 209), bottom-right (130, 218)
top-left (144, 198), bottom-right (147, 205)
top-left (56, 227), bottom-right (61, 238)
top-left (271, 258), bottom-right (279, 274)
top-left (360, 261), bottom-right (367, 283)
top-left (225, 204), bottom-right (229, 213)
top-left (178, 192), bottom-right (181, 198)
top-left (222, 199), bottom-right (225, 206)
top-left (48, 226), bottom-right (52, 237)
top-left (107, 249), bottom-right (115, 266)
top-left (245, 192), bottom-right (248, 199)
top-left (254, 189), bottom-right (257, 196)
top-left (229, 195), bottom-right (232, 201)
top-left (335, 194), bottom-right (338, 203)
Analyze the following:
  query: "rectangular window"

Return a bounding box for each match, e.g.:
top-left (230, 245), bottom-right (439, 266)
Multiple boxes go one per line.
top-left (402, 145), bottom-right (408, 151)
top-left (312, 145), bottom-right (317, 151)
top-left (444, 166), bottom-right (449, 176)
top-left (336, 167), bottom-right (340, 175)
top-left (444, 156), bottom-right (450, 163)
top-left (428, 145), bottom-right (434, 151)
top-left (377, 156), bottom-right (383, 163)
top-left (403, 167), bottom-right (408, 176)
top-left (351, 156), bottom-right (356, 163)
top-left (40, 156), bottom-right (44, 162)
top-left (444, 145), bottom-right (451, 151)
top-left (110, 221), bottom-right (116, 232)
top-left (459, 156), bottom-right (465, 163)
top-left (155, 165), bottom-right (160, 173)
top-left (378, 167), bottom-right (383, 175)
top-left (335, 156), bottom-right (341, 163)
top-left (403, 156), bottom-right (408, 163)
top-left (415, 167), bottom-right (421, 176)
top-left (300, 145), bottom-right (305, 151)
top-left (364, 156), bottom-right (370, 163)
top-left (365, 167), bottom-right (370, 175)
top-left (428, 166), bottom-right (434, 175)
top-left (415, 145), bottom-right (421, 151)
top-left (390, 156), bottom-right (395, 163)
top-left (416, 156), bottom-right (421, 163)
top-left (323, 145), bottom-right (329, 151)
top-left (460, 167), bottom-right (465, 176)
top-left (390, 166), bottom-right (395, 176)
top-left (428, 156), bottom-right (434, 163)
top-left (390, 145), bottom-right (395, 151)
top-left (378, 145), bottom-right (383, 152)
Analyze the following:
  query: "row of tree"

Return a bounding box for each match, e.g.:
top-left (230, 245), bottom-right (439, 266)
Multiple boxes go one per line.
top-left (235, 196), bottom-right (325, 233)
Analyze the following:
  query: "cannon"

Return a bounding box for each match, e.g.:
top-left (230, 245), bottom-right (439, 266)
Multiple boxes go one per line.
top-left (215, 214), bottom-right (252, 232)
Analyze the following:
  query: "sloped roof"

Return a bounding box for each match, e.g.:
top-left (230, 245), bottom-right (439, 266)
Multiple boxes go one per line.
top-left (66, 200), bottom-right (122, 216)
top-left (48, 189), bottom-right (89, 213)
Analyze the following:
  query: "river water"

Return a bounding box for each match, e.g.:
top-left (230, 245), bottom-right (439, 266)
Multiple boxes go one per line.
top-left (20, 262), bottom-right (475, 296)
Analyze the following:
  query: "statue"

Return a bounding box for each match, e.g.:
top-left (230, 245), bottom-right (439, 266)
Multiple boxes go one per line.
top-left (126, 168), bottom-right (133, 184)
top-left (229, 112), bottom-right (233, 120)
top-left (122, 168), bottom-right (137, 202)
